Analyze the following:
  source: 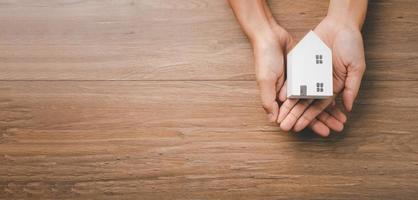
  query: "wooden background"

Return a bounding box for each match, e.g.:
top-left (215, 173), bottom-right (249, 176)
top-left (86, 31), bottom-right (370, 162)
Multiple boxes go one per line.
top-left (1, 0), bottom-right (417, 199)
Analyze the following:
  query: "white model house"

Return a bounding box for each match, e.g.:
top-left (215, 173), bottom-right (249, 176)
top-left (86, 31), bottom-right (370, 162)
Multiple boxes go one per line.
top-left (287, 31), bottom-right (332, 99)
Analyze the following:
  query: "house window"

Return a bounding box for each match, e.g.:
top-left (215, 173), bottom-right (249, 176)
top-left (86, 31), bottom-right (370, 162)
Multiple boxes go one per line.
top-left (316, 55), bottom-right (323, 64)
top-left (316, 82), bottom-right (324, 92)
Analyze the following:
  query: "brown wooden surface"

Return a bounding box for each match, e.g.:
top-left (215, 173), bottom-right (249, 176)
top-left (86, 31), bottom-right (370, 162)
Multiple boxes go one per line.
top-left (0, 0), bottom-right (417, 199)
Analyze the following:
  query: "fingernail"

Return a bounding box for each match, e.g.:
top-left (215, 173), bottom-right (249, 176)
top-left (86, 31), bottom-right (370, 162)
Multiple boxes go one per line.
top-left (280, 122), bottom-right (291, 132)
top-left (342, 116), bottom-right (347, 123)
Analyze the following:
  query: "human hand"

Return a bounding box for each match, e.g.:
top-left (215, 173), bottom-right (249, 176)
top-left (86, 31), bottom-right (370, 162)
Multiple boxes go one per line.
top-left (254, 22), bottom-right (348, 136)
top-left (277, 16), bottom-right (366, 135)
top-left (252, 22), bottom-right (292, 122)
top-left (229, 0), bottom-right (359, 135)
top-left (227, 0), bottom-right (290, 122)
top-left (277, 84), bottom-right (348, 136)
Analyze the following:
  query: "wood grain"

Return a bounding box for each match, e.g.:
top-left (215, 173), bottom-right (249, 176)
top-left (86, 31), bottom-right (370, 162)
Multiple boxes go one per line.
top-left (0, 0), bottom-right (417, 80)
top-left (1, 0), bottom-right (418, 199)
top-left (1, 81), bottom-right (418, 199)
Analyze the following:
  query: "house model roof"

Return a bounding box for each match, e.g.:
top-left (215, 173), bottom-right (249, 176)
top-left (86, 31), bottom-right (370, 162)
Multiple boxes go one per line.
top-left (288, 31), bottom-right (331, 56)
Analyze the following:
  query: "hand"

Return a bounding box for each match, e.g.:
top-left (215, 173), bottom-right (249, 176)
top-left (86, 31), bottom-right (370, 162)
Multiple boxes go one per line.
top-left (277, 16), bottom-right (366, 135)
top-left (229, 0), bottom-right (356, 135)
top-left (252, 22), bottom-right (292, 122)
top-left (228, 0), bottom-right (290, 122)
top-left (254, 22), bottom-right (347, 136)
top-left (277, 83), bottom-right (348, 136)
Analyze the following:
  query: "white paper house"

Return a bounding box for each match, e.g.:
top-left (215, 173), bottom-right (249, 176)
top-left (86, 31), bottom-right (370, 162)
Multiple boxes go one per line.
top-left (287, 31), bottom-right (332, 99)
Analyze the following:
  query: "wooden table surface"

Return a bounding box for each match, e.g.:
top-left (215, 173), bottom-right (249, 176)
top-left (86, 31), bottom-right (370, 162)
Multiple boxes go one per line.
top-left (1, 0), bottom-right (417, 199)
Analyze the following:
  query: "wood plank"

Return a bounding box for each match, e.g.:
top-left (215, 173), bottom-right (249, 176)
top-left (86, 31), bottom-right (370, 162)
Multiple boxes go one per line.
top-left (0, 0), bottom-right (417, 80)
top-left (1, 80), bottom-right (417, 199)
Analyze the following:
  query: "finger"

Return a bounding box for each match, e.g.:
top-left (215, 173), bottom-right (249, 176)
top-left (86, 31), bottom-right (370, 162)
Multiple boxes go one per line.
top-left (277, 98), bottom-right (298, 124)
top-left (326, 106), bottom-right (347, 123)
top-left (316, 111), bottom-right (344, 132)
top-left (258, 78), bottom-right (280, 122)
top-left (293, 97), bottom-right (334, 132)
top-left (278, 81), bottom-right (287, 102)
top-left (308, 119), bottom-right (330, 137)
top-left (343, 65), bottom-right (365, 111)
top-left (280, 99), bottom-right (314, 131)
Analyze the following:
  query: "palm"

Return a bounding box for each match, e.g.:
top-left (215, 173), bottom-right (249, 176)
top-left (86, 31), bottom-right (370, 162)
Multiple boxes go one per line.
top-left (253, 25), bottom-right (293, 122)
top-left (254, 26), bottom-right (292, 88)
top-left (315, 18), bottom-right (366, 108)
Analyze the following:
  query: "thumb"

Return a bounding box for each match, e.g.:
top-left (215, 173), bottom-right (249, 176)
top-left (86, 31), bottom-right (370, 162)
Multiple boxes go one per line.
top-left (343, 65), bottom-right (365, 111)
top-left (258, 77), bottom-right (280, 122)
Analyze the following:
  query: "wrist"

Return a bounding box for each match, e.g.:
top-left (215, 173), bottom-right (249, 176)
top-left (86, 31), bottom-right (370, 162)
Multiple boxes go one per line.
top-left (250, 20), bottom-right (288, 50)
top-left (326, 0), bottom-right (367, 30)
top-left (248, 20), bottom-right (278, 46)
top-left (324, 14), bottom-right (361, 32)
top-left (321, 15), bottom-right (361, 37)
